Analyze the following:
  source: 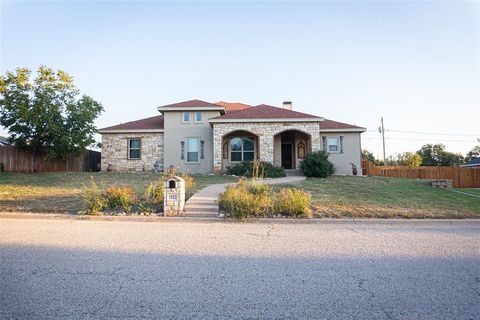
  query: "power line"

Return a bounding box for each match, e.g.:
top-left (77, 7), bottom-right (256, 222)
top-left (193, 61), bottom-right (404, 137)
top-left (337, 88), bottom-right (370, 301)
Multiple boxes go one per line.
top-left (365, 129), bottom-right (478, 137)
top-left (363, 137), bottom-right (476, 143)
top-left (387, 129), bottom-right (478, 137)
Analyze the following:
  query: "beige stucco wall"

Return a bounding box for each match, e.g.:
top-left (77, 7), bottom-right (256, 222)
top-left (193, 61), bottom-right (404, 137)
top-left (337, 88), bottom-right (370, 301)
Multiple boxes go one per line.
top-left (101, 132), bottom-right (164, 172)
top-left (320, 132), bottom-right (362, 175)
top-left (213, 122), bottom-right (322, 173)
top-left (163, 110), bottom-right (221, 174)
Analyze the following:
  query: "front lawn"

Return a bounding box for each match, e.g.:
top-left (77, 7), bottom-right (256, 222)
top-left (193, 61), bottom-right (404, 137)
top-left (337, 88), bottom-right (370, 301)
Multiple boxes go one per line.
top-left (0, 172), bottom-right (237, 213)
top-left (279, 176), bottom-right (480, 219)
top-left (457, 188), bottom-right (480, 196)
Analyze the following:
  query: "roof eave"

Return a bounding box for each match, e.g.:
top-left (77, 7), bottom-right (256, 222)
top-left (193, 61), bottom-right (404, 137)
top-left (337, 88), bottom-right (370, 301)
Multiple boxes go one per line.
top-left (320, 127), bottom-right (367, 133)
top-left (209, 117), bottom-right (324, 123)
top-left (157, 106), bottom-right (226, 114)
top-left (98, 129), bottom-right (165, 134)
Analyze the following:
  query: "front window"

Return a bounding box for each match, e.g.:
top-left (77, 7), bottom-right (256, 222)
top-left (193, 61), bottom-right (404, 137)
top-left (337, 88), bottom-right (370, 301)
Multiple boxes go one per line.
top-left (128, 139), bottom-right (141, 159)
top-left (327, 137), bottom-right (339, 152)
top-left (183, 112), bottom-right (190, 122)
top-left (230, 137), bottom-right (255, 162)
top-left (187, 137), bottom-right (199, 162)
top-left (195, 112), bottom-right (202, 122)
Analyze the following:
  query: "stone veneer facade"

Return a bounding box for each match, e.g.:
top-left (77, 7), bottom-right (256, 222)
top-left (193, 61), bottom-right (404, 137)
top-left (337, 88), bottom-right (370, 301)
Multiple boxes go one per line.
top-left (101, 133), bottom-right (164, 172)
top-left (212, 122), bottom-right (321, 173)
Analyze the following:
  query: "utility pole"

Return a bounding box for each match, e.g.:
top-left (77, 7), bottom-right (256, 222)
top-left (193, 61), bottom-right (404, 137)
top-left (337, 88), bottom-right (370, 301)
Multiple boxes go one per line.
top-left (378, 117), bottom-right (386, 165)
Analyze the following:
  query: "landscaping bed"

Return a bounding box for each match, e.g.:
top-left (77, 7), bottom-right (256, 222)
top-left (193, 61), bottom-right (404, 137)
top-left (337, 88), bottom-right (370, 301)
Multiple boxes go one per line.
top-left (0, 172), bottom-right (237, 214)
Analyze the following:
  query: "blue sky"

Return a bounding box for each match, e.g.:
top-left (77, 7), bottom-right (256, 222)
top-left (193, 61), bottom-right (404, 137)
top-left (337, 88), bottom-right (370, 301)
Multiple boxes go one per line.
top-left (1, 1), bottom-right (478, 158)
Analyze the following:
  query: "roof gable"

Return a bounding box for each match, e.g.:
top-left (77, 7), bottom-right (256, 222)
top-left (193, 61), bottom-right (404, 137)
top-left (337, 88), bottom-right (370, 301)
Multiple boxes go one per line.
top-left (210, 104), bottom-right (321, 121)
top-left (158, 99), bottom-right (221, 109)
top-left (99, 115), bottom-right (164, 132)
top-left (321, 119), bottom-right (365, 130)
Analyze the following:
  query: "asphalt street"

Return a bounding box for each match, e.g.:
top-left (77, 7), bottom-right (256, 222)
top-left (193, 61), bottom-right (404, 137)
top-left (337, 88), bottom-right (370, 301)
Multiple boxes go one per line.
top-left (1, 218), bottom-right (479, 319)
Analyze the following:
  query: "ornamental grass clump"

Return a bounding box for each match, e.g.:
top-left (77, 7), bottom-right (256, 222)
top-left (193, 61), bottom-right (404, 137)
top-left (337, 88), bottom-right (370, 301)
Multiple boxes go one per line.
top-left (83, 177), bottom-right (106, 215)
top-left (274, 188), bottom-right (312, 218)
top-left (219, 179), bottom-right (313, 219)
top-left (104, 185), bottom-right (136, 213)
top-left (219, 180), bottom-right (273, 218)
top-left (180, 173), bottom-right (196, 197)
top-left (145, 179), bottom-right (164, 203)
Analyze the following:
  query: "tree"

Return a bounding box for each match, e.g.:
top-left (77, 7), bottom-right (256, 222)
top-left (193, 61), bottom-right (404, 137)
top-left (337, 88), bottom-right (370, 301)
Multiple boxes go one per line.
top-left (465, 145), bottom-right (480, 162)
top-left (362, 149), bottom-right (384, 165)
top-left (416, 144), bottom-right (463, 166)
top-left (396, 152), bottom-right (422, 167)
top-left (0, 66), bottom-right (103, 172)
top-left (361, 149), bottom-right (376, 163)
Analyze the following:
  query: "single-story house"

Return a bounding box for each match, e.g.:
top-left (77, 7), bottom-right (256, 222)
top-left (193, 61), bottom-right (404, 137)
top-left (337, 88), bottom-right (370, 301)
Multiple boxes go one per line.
top-left (98, 100), bottom-right (366, 175)
top-left (460, 157), bottom-right (480, 168)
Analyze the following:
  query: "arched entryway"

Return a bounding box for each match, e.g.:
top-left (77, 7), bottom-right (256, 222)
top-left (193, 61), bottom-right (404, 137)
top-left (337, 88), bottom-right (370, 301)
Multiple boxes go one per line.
top-left (221, 130), bottom-right (259, 171)
top-left (273, 130), bottom-right (311, 169)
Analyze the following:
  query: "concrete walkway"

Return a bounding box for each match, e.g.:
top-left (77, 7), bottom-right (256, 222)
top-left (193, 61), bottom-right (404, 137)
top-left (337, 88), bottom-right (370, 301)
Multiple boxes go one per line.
top-left (183, 176), bottom-right (306, 218)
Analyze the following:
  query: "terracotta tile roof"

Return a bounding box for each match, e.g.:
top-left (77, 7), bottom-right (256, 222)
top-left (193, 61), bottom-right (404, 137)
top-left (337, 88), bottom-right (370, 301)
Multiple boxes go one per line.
top-left (215, 101), bottom-right (251, 112)
top-left (321, 119), bottom-right (365, 130)
top-left (210, 104), bottom-right (320, 120)
top-left (99, 115), bottom-right (164, 131)
top-left (158, 99), bottom-right (221, 109)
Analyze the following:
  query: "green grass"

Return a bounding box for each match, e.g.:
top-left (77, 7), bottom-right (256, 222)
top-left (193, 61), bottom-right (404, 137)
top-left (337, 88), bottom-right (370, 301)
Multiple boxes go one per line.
top-left (0, 172), bottom-right (237, 214)
top-left (278, 176), bottom-right (480, 219)
top-left (456, 188), bottom-right (480, 196)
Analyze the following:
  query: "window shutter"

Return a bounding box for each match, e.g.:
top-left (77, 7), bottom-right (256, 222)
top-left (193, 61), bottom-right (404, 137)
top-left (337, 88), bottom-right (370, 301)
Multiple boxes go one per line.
top-left (340, 136), bottom-right (344, 153)
top-left (200, 141), bottom-right (205, 159)
top-left (322, 136), bottom-right (327, 151)
top-left (180, 141), bottom-right (185, 160)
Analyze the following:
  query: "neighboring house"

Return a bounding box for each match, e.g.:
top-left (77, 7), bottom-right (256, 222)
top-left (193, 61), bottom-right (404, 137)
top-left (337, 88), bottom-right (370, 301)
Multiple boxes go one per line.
top-left (0, 136), bottom-right (10, 147)
top-left (461, 157), bottom-right (480, 168)
top-left (99, 99), bottom-right (366, 175)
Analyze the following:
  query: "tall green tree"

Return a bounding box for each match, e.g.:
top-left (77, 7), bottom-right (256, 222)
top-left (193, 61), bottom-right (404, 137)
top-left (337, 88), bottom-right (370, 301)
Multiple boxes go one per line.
top-left (361, 149), bottom-right (376, 163)
top-left (0, 66), bottom-right (103, 172)
top-left (465, 145), bottom-right (480, 162)
top-left (396, 152), bottom-right (422, 166)
top-left (416, 144), bottom-right (463, 166)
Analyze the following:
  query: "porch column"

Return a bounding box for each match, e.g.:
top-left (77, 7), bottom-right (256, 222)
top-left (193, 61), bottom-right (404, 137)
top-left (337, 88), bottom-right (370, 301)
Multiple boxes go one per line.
top-left (311, 131), bottom-right (321, 152)
top-left (213, 126), bottom-right (223, 174)
top-left (259, 134), bottom-right (274, 164)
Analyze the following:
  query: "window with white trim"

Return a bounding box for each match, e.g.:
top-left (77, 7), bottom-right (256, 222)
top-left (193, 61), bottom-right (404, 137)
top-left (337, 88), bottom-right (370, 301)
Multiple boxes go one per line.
top-left (230, 137), bottom-right (255, 162)
top-left (182, 112), bottom-right (190, 123)
top-left (327, 137), bottom-right (339, 153)
top-left (187, 137), bottom-right (199, 162)
top-left (195, 112), bottom-right (202, 123)
top-left (128, 139), bottom-right (141, 159)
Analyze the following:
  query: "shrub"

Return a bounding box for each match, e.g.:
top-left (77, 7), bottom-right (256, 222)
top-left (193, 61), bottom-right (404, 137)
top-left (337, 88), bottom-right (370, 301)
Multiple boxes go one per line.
top-left (226, 161), bottom-right (286, 178)
top-left (274, 188), bottom-right (312, 218)
top-left (83, 177), bottom-right (106, 215)
top-left (300, 151), bottom-right (335, 178)
top-left (104, 186), bottom-right (136, 213)
top-left (180, 173), bottom-right (196, 195)
top-left (219, 180), bottom-right (273, 218)
top-left (145, 179), bottom-right (164, 203)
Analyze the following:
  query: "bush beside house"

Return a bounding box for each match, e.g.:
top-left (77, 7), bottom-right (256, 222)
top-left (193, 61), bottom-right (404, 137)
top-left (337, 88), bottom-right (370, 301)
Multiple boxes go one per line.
top-left (226, 161), bottom-right (286, 178)
top-left (300, 151), bottom-right (334, 178)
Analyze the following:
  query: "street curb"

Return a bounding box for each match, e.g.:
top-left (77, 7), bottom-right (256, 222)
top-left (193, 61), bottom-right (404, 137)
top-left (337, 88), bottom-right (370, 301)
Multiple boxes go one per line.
top-left (1, 212), bottom-right (479, 225)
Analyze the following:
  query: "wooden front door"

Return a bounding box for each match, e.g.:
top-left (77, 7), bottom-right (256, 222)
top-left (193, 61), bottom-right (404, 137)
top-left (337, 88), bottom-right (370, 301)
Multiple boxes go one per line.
top-left (281, 143), bottom-right (293, 169)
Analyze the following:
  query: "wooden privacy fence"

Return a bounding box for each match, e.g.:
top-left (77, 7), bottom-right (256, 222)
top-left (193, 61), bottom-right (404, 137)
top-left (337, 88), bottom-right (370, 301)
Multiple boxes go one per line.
top-left (361, 159), bottom-right (480, 188)
top-left (0, 145), bottom-right (101, 172)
